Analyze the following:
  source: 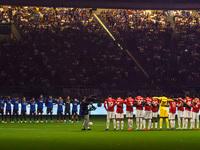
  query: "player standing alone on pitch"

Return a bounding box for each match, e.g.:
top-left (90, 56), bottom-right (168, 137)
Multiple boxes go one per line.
top-left (191, 95), bottom-right (200, 129)
top-left (116, 97), bottom-right (125, 130)
top-left (153, 94), bottom-right (174, 130)
top-left (12, 96), bottom-right (20, 123)
top-left (176, 95), bottom-right (184, 129)
top-left (81, 97), bottom-right (92, 130)
top-left (135, 93), bottom-right (144, 130)
top-left (64, 96), bottom-right (71, 123)
top-left (36, 94), bottom-right (45, 123)
top-left (29, 97), bottom-right (36, 123)
top-left (168, 96), bottom-right (177, 130)
top-left (125, 93), bottom-right (135, 130)
top-left (0, 97), bottom-right (4, 123)
top-left (182, 93), bottom-right (193, 129)
top-left (21, 97), bottom-right (28, 123)
top-left (46, 96), bottom-right (55, 123)
top-left (104, 95), bottom-right (116, 130)
top-left (151, 96), bottom-right (159, 130)
top-left (143, 94), bottom-right (152, 130)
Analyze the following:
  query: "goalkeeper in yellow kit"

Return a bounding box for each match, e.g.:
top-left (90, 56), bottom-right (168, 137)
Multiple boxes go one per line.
top-left (153, 94), bottom-right (174, 130)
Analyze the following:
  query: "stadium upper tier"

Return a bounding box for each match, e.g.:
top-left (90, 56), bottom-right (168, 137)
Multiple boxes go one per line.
top-left (0, 7), bottom-right (200, 89)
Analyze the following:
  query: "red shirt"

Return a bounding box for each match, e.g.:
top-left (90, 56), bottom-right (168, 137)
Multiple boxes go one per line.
top-left (116, 98), bottom-right (125, 113)
top-left (151, 99), bottom-right (159, 112)
top-left (104, 98), bottom-right (115, 112)
top-left (125, 97), bottom-right (134, 112)
top-left (192, 98), bottom-right (200, 113)
top-left (135, 96), bottom-right (144, 110)
top-left (144, 97), bottom-right (152, 111)
top-left (177, 98), bottom-right (184, 111)
top-left (184, 97), bottom-right (193, 111)
top-left (169, 101), bottom-right (177, 113)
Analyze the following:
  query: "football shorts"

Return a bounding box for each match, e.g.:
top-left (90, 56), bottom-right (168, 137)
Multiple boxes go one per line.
top-left (135, 110), bottom-right (143, 118)
top-left (152, 112), bottom-right (158, 118)
top-left (126, 111), bottom-right (133, 118)
top-left (37, 108), bottom-right (43, 113)
top-left (159, 108), bottom-right (168, 117)
top-left (177, 110), bottom-right (184, 118)
top-left (192, 112), bottom-right (199, 120)
top-left (47, 108), bottom-right (53, 113)
top-left (116, 113), bottom-right (124, 119)
top-left (143, 111), bottom-right (152, 119)
top-left (107, 111), bottom-right (115, 119)
top-left (184, 110), bottom-right (192, 118)
top-left (168, 113), bottom-right (175, 120)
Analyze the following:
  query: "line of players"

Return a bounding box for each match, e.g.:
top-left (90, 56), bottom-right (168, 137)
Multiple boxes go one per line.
top-left (0, 95), bottom-right (81, 123)
top-left (104, 93), bottom-right (200, 130)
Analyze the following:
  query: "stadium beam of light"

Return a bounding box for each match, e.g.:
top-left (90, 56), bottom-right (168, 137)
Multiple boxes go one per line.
top-left (94, 13), bottom-right (149, 79)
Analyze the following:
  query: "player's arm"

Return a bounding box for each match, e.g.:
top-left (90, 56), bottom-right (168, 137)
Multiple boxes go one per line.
top-left (167, 98), bottom-right (174, 102)
top-left (104, 101), bottom-right (108, 110)
top-left (152, 97), bottom-right (161, 100)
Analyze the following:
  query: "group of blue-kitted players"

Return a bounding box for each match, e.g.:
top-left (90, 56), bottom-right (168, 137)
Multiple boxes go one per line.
top-left (0, 94), bottom-right (82, 123)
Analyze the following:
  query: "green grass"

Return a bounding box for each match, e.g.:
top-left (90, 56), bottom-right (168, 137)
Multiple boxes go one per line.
top-left (0, 116), bottom-right (199, 150)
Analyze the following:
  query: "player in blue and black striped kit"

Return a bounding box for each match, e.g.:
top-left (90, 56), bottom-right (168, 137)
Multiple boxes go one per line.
top-left (71, 99), bottom-right (80, 123)
top-left (56, 97), bottom-right (64, 123)
top-left (21, 97), bottom-right (28, 123)
top-left (0, 97), bottom-right (4, 123)
top-left (46, 95), bottom-right (55, 123)
top-left (29, 97), bottom-right (36, 123)
top-left (36, 95), bottom-right (45, 123)
top-left (12, 96), bottom-right (20, 123)
top-left (5, 96), bottom-right (12, 123)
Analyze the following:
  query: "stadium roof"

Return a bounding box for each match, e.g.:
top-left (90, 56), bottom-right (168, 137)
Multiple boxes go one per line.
top-left (1, 0), bottom-right (200, 9)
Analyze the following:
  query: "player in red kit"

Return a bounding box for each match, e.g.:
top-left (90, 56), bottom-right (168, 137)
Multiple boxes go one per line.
top-left (125, 93), bottom-right (135, 130)
top-left (135, 93), bottom-right (144, 130)
top-left (104, 95), bottom-right (116, 130)
top-left (143, 94), bottom-right (152, 130)
top-left (116, 97), bottom-right (125, 130)
top-left (191, 95), bottom-right (200, 129)
top-left (183, 93), bottom-right (193, 129)
top-left (151, 97), bottom-right (159, 130)
top-left (176, 95), bottom-right (184, 129)
top-left (168, 96), bottom-right (177, 130)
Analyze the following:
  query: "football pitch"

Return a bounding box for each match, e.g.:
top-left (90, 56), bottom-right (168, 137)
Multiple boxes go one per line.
top-left (0, 116), bottom-right (199, 150)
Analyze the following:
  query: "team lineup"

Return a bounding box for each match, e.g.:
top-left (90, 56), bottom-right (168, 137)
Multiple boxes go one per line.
top-left (104, 93), bottom-right (200, 130)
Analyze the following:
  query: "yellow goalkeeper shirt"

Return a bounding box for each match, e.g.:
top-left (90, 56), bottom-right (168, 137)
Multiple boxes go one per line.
top-left (153, 96), bottom-right (174, 110)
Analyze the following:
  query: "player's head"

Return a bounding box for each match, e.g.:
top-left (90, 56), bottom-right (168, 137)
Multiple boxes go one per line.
top-left (185, 92), bottom-right (189, 97)
top-left (128, 93), bottom-right (132, 97)
top-left (40, 95), bottom-right (43, 99)
top-left (49, 95), bottom-right (52, 99)
top-left (82, 96), bottom-right (86, 102)
top-left (8, 96), bottom-right (11, 99)
top-left (74, 98), bottom-right (77, 102)
top-left (22, 97), bottom-right (26, 101)
top-left (59, 97), bottom-right (62, 101)
top-left (67, 96), bottom-right (70, 100)
top-left (117, 97), bottom-right (121, 99)
top-left (31, 97), bottom-right (35, 101)
top-left (161, 93), bottom-right (165, 96)
top-left (16, 96), bottom-right (19, 100)
top-left (178, 94), bottom-right (182, 98)
top-left (193, 94), bottom-right (198, 98)
top-left (108, 95), bottom-right (112, 98)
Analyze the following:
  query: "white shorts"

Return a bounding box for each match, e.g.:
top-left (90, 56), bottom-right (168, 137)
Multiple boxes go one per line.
top-left (116, 113), bottom-right (124, 119)
top-left (135, 110), bottom-right (143, 118)
top-left (168, 113), bottom-right (175, 120)
top-left (126, 111), bottom-right (133, 118)
top-left (184, 110), bottom-right (192, 118)
top-left (177, 111), bottom-right (184, 118)
top-left (152, 112), bottom-right (158, 118)
top-left (192, 112), bottom-right (199, 120)
top-left (143, 111), bottom-right (152, 119)
top-left (107, 111), bottom-right (115, 119)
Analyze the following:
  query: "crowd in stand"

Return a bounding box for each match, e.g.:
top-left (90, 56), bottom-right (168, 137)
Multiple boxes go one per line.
top-left (0, 6), bottom-right (11, 23)
top-left (0, 7), bottom-right (200, 91)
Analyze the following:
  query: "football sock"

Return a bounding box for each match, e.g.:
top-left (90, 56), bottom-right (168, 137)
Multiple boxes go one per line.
top-left (160, 118), bottom-right (163, 128)
top-left (61, 114), bottom-right (63, 120)
top-left (51, 115), bottom-right (52, 120)
top-left (113, 119), bottom-right (116, 129)
top-left (182, 118), bottom-right (185, 128)
top-left (128, 119), bottom-right (130, 128)
top-left (106, 119), bottom-right (110, 129)
top-left (197, 119), bottom-right (199, 128)
top-left (121, 121), bottom-right (124, 129)
top-left (2, 114), bottom-right (3, 121)
top-left (185, 119), bottom-right (188, 128)
top-left (191, 119), bottom-right (194, 128)
top-left (151, 119), bottom-right (153, 128)
top-left (170, 120), bottom-right (173, 128)
top-left (143, 120), bottom-right (146, 128)
top-left (140, 118), bottom-right (143, 129)
top-left (16, 114), bottom-right (18, 121)
top-left (130, 119), bottom-right (133, 128)
top-left (155, 122), bottom-right (157, 129)
top-left (136, 118), bottom-right (139, 129)
top-left (178, 117), bottom-right (181, 128)
top-left (117, 121), bottom-right (120, 129)
top-left (41, 115), bottom-right (42, 121)
top-left (148, 119), bottom-right (151, 129)
top-left (173, 120), bottom-right (175, 128)
top-left (34, 116), bottom-right (36, 121)
top-left (30, 116), bottom-right (31, 121)
top-left (165, 118), bottom-right (169, 128)
top-left (46, 115), bottom-right (48, 121)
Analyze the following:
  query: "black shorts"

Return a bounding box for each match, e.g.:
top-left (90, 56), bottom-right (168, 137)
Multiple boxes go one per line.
top-left (30, 111), bottom-right (36, 115)
top-left (21, 110), bottom-right (26, 115)
top-left (65, 110), bottom-right (70, 114)
top-left (57, 110), bottom-right (63, 115)
top-left (37, 108), bottom-right (43, 113)
top-left (6, 110), bottom-right (11, 114)
top-left (0, 108), bottom-right (3, 114)
top-left (47, 108), bottom-right (53, 113)
top-left (72, 110), bottom-right (77, 115)
top-left (13, 109), bottom-right (19, 114)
